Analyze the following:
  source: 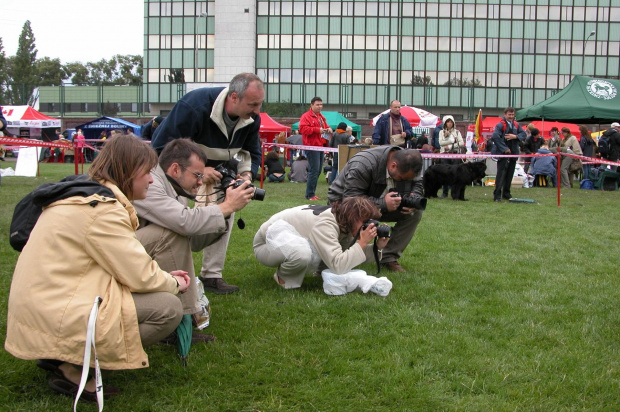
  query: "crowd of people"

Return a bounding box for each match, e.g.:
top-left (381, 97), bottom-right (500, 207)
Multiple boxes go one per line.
top-left (4, 72), bottom-right (620, 405)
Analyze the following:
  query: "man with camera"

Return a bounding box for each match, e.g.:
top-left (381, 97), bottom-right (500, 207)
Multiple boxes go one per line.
top-left (133, 139), bottom-right (254, 338)
top-left (150, 73), bottom-right (264, 294)
top-left (327, 146), bottom-right (424, 272)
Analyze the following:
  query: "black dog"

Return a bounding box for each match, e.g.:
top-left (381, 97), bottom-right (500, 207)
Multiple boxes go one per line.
top-left (423, 161), bottom-right (487, 201)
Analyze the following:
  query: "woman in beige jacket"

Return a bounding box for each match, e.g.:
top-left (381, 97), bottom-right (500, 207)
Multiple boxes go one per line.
top-left (5, 136), bottom-right (190, 402)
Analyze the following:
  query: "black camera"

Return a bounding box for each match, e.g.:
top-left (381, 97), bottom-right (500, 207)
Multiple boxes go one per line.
top-left (215, 163), bottom-right (266, 201)
top-left (362, 219), bottom-right (392, 238)
top-left (390, 190), bottom-right (427, 211)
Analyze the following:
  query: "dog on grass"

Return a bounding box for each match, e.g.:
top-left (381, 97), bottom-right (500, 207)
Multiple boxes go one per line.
top-left (423, 161), bottom-right (487, 201)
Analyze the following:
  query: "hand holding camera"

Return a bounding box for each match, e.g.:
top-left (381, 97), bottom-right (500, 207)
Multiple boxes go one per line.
top-left (359, 219), bottom-right (392, 248)
top-left (202, 166), bottom-right (223, 185)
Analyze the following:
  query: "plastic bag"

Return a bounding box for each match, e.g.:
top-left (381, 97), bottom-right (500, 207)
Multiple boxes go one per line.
top-left (321, 269), bottom-right (393, 297)
top-left (193, 277), bottom-right (211, 330)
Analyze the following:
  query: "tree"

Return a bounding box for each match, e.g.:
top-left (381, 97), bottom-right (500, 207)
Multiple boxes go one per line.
top-left (0, 37), bottom-right (10, 103)
top-left (10, 20), bottom-right (38, 105)
top-left (34, 57), bottom-right (66, 86)
top-left (62, 55), bottom-right (143, 85)
top-left (112, 54), bottom-right (142, 85)
top-left (63, 62), bottom-right (90, 85)
top-left (262, 101), bottom-right (304, 117)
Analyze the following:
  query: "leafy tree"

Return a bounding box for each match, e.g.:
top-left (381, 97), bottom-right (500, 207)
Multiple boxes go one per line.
top-left (0, 37), bottom-right (10, 103)
top-left (10, 20), bottom-right (38, 105)
top-left (62, 55), bottom-right (143, 85)
top-left (112, 54), bottom-right (142, 85)
top-left (411, 75), bottom-right (434, 86)
top-left (88, 58), bottom-right (115, 85)
top-left (34, 57), bottom-right (66, 86)
top-left (262, 101), bottom-right (304, 117)
top-left (102, 101), bottom-right (118, 116)
top-left (63, 62), bottom-right (90, 84)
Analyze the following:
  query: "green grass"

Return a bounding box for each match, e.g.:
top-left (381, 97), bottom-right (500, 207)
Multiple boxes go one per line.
top-left (1, 163), bottom-right (620, 411)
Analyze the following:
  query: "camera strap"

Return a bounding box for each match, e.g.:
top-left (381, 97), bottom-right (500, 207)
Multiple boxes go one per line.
top-left (165, 174), bottom-right (196, 200)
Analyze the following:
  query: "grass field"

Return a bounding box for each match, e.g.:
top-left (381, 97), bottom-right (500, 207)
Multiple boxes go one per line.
top-left (1, 162), bottom-right (620, 411)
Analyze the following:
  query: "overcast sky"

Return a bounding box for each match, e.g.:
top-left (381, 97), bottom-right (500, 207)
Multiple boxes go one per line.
top-left (0, 0), bottom-right (143, 64)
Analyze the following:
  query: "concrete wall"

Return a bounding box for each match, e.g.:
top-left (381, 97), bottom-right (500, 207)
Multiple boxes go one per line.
top-left (213, 0), bottom-right (256, 83)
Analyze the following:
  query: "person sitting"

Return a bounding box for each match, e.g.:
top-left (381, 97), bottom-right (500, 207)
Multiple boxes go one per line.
top-left (253, 197), bottom-right (389, 289)
top-left (288, 155), bottom-right (308, 183)
top-left (4, 136), bottom-right (191, 403)
top-left (264, 150), bottom-right (286, 182)
top-left (529, 140), bottom-right (557, 187)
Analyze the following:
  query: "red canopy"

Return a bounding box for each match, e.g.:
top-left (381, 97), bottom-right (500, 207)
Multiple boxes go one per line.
top-left (259, 113), bottom-right (290, 134)
top-left (527, 121), bottom-right (580, 138)
top-left (1, 105), bottom-right (61, 128)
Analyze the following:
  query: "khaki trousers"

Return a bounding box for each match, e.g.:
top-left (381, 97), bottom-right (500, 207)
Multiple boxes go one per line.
top-left (136, 223), bottom-right (200, 315)
top-left (132, 292), bottom-right (183, 346)
top-left (195, 182), bottom-right (231, 280)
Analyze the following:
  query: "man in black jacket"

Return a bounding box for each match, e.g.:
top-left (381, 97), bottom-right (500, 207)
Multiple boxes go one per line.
top-left (327, 146), bottom-right (424, 272)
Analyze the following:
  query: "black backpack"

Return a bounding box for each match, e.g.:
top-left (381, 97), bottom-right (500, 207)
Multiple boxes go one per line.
top-left (9, 175), bottom-right (115, 251)
top-left (598, 136), bottom-right (610, 158)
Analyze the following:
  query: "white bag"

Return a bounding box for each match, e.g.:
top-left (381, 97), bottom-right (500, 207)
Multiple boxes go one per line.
top-left (321, 269), bottom-right (393, 297)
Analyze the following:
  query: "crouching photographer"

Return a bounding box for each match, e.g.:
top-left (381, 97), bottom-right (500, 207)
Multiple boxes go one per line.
top-left (328, 146), bottom-right (425, 273)
top-left (253, 197), bottom-right (390, 289)
top-left (134, 139), bottom-right (255, 345)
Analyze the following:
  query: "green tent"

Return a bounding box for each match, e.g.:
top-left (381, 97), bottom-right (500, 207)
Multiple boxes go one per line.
top-left (516, 76), bottom-right (620, 123)
top-left (291, 111), bottom-right (362, 136)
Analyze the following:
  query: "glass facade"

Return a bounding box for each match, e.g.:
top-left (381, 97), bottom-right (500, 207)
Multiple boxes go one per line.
top-left (144, 0), bottom-right (216, 104)
top-left (255, 0), bottom-right (620, 116)
top-left (39, 85), bottom-right (145, 118)
top-left (139, 0), bottom-right (620, 118)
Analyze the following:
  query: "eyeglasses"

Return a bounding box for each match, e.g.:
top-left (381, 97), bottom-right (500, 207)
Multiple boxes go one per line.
top-left (180, 165), bottom-right (204, 181)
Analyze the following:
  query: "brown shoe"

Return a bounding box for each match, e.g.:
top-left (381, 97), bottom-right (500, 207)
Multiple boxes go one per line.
top-left (383, 261), bottom-right (406, 272)
top-left (200, 278), bottom-right (239, 294)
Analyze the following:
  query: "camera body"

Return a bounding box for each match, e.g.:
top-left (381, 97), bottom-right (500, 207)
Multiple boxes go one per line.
top-left (389, 189), bottom-right (427, 211)
top-left (215, 163), bottom-right (266, 201)
top-left (362, 219), bottom-right (392, 238)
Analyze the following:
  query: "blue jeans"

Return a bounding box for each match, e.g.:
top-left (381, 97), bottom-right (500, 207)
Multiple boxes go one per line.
top-left (305, 150), bottom-right (324, 199)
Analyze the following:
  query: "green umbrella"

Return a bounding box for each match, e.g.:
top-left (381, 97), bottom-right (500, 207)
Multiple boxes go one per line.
top-left (176, 314), bottom-right (192, 367)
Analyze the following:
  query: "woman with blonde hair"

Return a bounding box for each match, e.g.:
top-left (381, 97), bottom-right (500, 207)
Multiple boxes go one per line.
top-left (5, 135), bottom-right (190, 403)
top-left (253, 196), bottom-right (389, 289)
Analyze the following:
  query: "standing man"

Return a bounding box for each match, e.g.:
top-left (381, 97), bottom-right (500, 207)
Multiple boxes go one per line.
top-left (142, 116), bottom-right (164, 141)
top-left (133, 139), bottom-right (254, 340)
top-left (490, 107), bottom-right (526, 202)
top-left (299, 97), bottom-right (331, 200)
top-left (151, 72), bottom-right (264, 294)
top-left (372, 100), bottom-right (413, 147)
top-left (327, 146), bottom-right (424, 272)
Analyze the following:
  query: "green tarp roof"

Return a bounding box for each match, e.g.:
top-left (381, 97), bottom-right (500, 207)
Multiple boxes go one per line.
top-left (516, 76), bottom-right (620, 123)
top-left (291, 111), bottom-right (362, 135)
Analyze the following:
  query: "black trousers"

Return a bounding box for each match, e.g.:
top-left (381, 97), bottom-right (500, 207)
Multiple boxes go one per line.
top-left (494, 157), bottom-right (517, 199)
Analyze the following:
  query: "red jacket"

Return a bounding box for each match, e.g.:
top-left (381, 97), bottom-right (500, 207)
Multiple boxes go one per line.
top-left (299, 109), bottom-right (328, 147)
